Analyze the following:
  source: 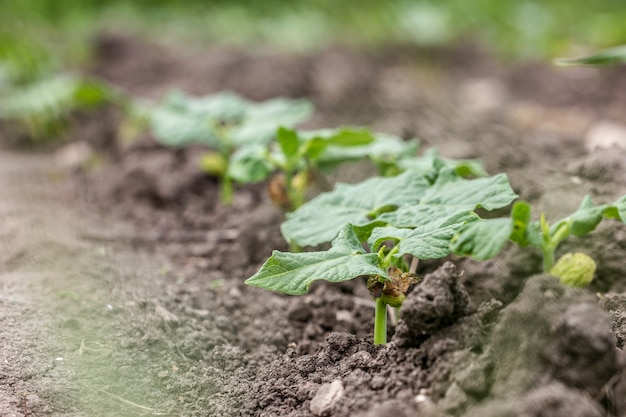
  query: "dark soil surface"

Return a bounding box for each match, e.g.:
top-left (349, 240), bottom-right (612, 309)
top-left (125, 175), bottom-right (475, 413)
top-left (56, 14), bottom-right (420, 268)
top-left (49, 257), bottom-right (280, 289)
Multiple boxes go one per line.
top-left (2, 33), bottom-right (626, 417)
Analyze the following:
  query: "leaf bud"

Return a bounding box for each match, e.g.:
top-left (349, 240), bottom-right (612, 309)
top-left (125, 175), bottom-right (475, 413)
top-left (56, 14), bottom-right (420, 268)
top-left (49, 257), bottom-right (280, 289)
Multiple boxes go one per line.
top-left (200, 152), bottom-right (228, 176)
top-left (550, 252), bottom-right (596, 287)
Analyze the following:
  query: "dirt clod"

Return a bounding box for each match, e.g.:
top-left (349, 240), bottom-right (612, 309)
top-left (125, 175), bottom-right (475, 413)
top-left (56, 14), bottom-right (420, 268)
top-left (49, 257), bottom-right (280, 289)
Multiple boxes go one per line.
top-left (394, 262), bottom-right (470, 348)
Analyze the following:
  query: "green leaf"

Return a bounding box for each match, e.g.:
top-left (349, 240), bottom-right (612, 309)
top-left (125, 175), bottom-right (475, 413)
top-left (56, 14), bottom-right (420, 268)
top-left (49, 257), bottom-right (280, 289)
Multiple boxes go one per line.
top-left (150, 90), bottom-right (312, 149)
top-left (230, 98), bottom-right (313, 146)
top-left (228, 145), bottom-right (273, 183)
top-left (555, 45), bottom-right (626, 66)
top-left (568, 195), bottom-right (608, 236)
top-left (451, 217), bottom-right (513, 260)
top-left (317, 133), bottom-right (416, 171)
top-left (150, 106), bottom-right (219, 147)
top-left (300, 127), bottom-right (376, 146)
top-left (509, 201), bottom-right (532, 246)
top-left (276, 127), bottom-right (299, 159)
top-left (398, 149), bottom-right (487, 179)
top-left (301, 127), bottom-right (376, 161)
top-left (376, 173), bottom-right (517, 227)
top-left (605, 194), bottom-right (626, 222)
top-left (281, 170), bottom-right (430, 247)
top-left (245, 224), bottom-right (386, 295)
top-left (421, 173), bottom-right (517, 211)
top-left (370, 211), bottom-right (479, 259)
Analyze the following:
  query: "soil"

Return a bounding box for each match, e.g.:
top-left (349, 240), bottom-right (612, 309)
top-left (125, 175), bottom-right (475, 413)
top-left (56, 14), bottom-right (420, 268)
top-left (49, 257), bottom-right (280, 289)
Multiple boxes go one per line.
top-left (2, 33), bottom-right (626, 416)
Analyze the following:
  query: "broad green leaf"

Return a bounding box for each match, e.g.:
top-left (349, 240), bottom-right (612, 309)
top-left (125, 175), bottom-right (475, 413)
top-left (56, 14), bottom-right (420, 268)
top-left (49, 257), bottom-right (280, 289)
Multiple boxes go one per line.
top-left (376, 204), bottom-right (465, 228)
top-left (451, 217), bottom-right (512, 260)
top-left (150, 106), bottom-right (219, 147)
top-left (281, 170), bottom-right (430, 246)
top-left (420, 173), bottom-right (517, 211)
top-left (150, 91), bottom-right (312, 148)
top-left (245, 224), bottom-right (386, 295)
top-left (317, 134), bottom-right (417, 171)
top-left (230, 98), bottom-right (313, 146)
top-left (555, 45), bottom-right (626, 66)
top-left (228, 145), bottom-right (273, 183)
top-left (370, 211), bottom-right (479, 259)
top-left (164, 90), bottom-right (247, 121)
top-left (376, 173), bottom-right (517, 227)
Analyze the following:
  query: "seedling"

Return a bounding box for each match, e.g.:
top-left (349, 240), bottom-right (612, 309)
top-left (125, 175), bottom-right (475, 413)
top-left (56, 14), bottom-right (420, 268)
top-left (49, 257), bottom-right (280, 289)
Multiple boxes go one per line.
top-left (0, 73), bottom-right (122, 143)
top-left (243, 127), bottom-right (424, 211)
top-left (149, 90), bottom-right (313, 204)
top-left (452, 194), bottom-right (626, 285)
top-left (149, 90), bottom-right (428, 210)
top-left (246, 167), bottom-right (517, 344)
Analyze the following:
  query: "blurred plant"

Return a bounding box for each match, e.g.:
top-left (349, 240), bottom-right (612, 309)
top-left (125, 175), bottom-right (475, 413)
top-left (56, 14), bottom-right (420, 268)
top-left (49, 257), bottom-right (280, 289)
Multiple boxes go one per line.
top-left (555, 44), bottom-right (626, 66)
top-left (452, 194), bottom-right (626, 286)
top-left (149, 90), bottom-right (314, 204)
top-left (0, 72), bottom-right (129, 143)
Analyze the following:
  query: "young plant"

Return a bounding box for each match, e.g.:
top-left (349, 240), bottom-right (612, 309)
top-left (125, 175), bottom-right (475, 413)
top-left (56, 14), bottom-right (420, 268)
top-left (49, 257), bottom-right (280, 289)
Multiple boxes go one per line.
top-left (451, 194), bottom-right (626, 286)
top-left (236, 127), bottom-right (423, 211)
top-left (149, 90), bottom-right (313, 204)
top-left (0, 73), bottom-right (121, 143)
top-left (246, 167), bottom-right (517, 344)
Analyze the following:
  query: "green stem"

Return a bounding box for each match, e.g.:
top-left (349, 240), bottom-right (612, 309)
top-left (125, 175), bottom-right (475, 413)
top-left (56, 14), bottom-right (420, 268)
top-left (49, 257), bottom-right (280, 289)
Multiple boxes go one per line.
top-left (542, 246), bottom-right (555, 272)
top-left (374, 297), bottom-right (388, 345)
top-left (220, 176), bottom-right (234, 205)
top-left (381, 246), bottom-right (400, 270)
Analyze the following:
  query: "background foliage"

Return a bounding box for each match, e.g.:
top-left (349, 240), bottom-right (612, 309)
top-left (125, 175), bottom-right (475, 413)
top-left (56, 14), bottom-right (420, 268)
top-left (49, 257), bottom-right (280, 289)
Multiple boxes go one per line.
top-left (1, 0), bottom-right (625, 61)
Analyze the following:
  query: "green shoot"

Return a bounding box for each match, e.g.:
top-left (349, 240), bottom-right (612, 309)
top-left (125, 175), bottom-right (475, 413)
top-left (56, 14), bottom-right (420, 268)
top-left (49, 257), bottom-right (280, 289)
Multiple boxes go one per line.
top-left (452, 194), bottom-right (626, 285)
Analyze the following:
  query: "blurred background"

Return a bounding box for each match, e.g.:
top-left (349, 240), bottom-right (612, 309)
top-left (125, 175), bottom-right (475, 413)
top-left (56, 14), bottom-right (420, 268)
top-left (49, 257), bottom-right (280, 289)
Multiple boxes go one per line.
top-left (2, 0), bottom-right (626, 74)
top-left (1, 0), bottom-right (625, 147)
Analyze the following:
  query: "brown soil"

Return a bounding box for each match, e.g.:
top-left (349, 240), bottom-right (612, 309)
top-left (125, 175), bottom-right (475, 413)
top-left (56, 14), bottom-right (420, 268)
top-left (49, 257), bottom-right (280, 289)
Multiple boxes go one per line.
top-left (1, 33), bottom-right (626, 417)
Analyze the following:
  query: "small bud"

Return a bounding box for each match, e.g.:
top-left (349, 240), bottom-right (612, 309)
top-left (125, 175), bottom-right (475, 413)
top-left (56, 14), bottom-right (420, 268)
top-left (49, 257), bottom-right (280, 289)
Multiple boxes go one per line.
top-left (200, 152), bottom-right (228, 176)
top-left (367, 267), bottom-right (422, 307)
top-left (550, 252), bottom-right (596, 287)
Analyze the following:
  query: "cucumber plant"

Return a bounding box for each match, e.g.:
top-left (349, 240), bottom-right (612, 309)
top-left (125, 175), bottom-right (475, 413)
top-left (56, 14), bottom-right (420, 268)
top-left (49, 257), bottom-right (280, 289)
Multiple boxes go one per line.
top-left (451, 194), bottom-right (626, 286)
top-left (0, 73), bottom-right (123, 143)
top-left (246, 166), bottom-right (517, 344)
top-left (149, 90), bottom-right (314, 204)
top-left (149, 89), bottom-right (437, 210)
top-left (238, 126), bottom-right (423, 211)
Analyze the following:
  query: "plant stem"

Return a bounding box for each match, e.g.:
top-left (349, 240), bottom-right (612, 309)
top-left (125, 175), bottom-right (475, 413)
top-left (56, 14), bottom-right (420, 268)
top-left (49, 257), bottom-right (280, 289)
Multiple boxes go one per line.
top-left (374, 297), bottom-right (388, 345)
top-left (220, 176), bottom-right (234, 205)
top-left (542, 246), bottom-right (555, 272)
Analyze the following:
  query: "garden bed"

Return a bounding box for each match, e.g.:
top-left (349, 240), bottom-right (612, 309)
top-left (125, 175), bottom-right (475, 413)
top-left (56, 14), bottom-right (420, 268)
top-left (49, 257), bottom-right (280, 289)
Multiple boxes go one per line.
top-left (1, 33), bottom-right (626, 416)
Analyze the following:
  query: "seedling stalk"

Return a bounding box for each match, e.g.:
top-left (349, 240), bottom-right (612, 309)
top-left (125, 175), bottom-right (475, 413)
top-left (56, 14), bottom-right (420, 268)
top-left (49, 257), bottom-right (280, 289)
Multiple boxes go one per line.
top-left (374, 298), bottom-right (388, 345)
